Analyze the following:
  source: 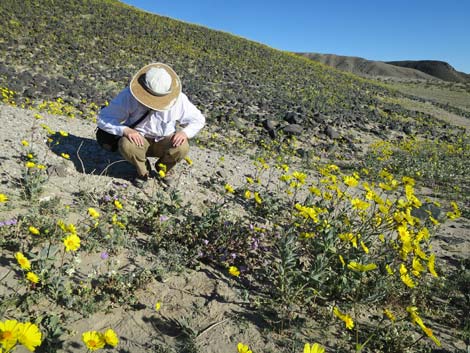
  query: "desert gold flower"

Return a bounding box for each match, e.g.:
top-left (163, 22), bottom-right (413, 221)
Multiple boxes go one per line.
top-left (347, 261), bottom-right (377, 272)
top-left (333, 306), bottom-right (354, 330)
top-left (360, 241), bottom-right (369, 254)
top-left (339, 232), bottom-right (358, 248)
top-left (63, 233), bottom-right (80, 252)
top-left (383, 309), bottom-right (396, 322)
top-left (343, 175), bottom-right (358, 187)
top-left (228, 266), bottom-right (240, 277)
top-left (292, 171), bottom-right (307, 184)
top-left (385, 264), bottom-right (394, 275)
top-left (59, 130), bottom-right (68, 137)
top-left (244, 190), bottom-right (251, 199)
top-left (412, 257), bottom-right (426, 277)
top-left (17, 322), bottom-right (42, 352)
top-left (15, 252), bottom-right (31, 271)
top-left (21, 140), bottom-right (29, 146)
top-left (224, 184), bottom-right (235, 193)
top-left (0, 194), bottom-right (8, 203)
top-left (246, 177), bottom-right (254, 184)
top-left (25, 161), bottom-right (36, 168)
top-left (446, 201), bottom-right (461, 220)
top-left (26, 272), bottom-right (39, 284)
top-left (61, 153), bottom-right (70, 159)
top-left (237, 342), bottom-right (252, 353)
top-left (338, 255), bottom-right (345, 267)
top-left (351, 198), bottom-right (370, 210)
top-left (103, 329), bottom-right (118, 347)
top-left (0, 319), bottom-right (19, 351)
top-left (184, 156), bottom-right (193, 165)
top-left (427, 254), bottom-right (438, 277)
top-left (155, 302), bottom-right (161, 311)
top-left (304, 342), bottom-right (325, 353)
top-left (157, 163), bottom-right (167, 172)
top-left (114, 200), bottom-right (123, 210)
top-left (82, 331), bottom-right (105, 351)
top-left (254, 192), bottom-right (262, 205)
top-left (36, 164), bottom-right (46, 170)
top-left (158, 170), bottom-right (166, 178)
top-left (28, 226), bottom-right (40, 235)
top-left (88, 208), bottom-right (100, 219)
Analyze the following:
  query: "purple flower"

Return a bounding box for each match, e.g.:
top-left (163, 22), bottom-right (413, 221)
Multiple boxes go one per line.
top-left (0, 222), bottom-right (5, 227)
top-left (203, 239), bottom-right (209, 245)
top-left (100, 252), bottom-right (109, 260)
top-left (159, 215), bottom-right (169, 222)
top-left (104, 195), bottom-right (111, 202)
top-left (251, 238), bottom-right (259, 251)
top-left (230, 253), bottom-right (237, 259)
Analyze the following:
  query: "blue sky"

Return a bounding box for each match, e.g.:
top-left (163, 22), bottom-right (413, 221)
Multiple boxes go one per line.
top-left (122, 0), bottom-right (470, 73)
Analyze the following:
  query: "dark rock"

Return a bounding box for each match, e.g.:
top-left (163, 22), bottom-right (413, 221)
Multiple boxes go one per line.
top-left (232, 117), bottom-right (247, 131)
top-left (284, 111), bottom-right (299, 124)
top-left (268, 129), bottom-right (277, 139)
top-left (411, 203), bottom-right (442, 221)
top-left (403, 125), bottom-right (412, 135)
top-left (47, 165), bottom-right (69, 177)
top-left (325, 125), bottom-right (340, 139)
top-left (283, 124), bottom-right (303, 136)
top-left (262, 119), bottom-right (277, 131)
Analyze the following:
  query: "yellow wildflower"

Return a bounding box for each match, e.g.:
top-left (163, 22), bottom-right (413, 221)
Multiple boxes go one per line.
top-left (21, 140), bottom-right (29, 146)
top-left (385, 264), bottom-right (394, 275)
top-left (224, 184), bottom-right (235, 193)
top-left (383, 309), bottom-right (396, 322)
top-left (0, 194), bottom-right (8, 203)
top-left (25, 161), bottom-right (36, 168)
top-left (347, 261), bottom-right (377, 272)
top-left (343, 175), bottom-right (359, 187)
top-left (82, 331), bottom-right (105, 351)
top-left (246, 177), bottom-right (254, 184)
top-left (339, 232), bottom-right (358, 248)
top-left (155, 302), bottom-right (161, 311)
top-left (63, 233), bottom-right (81, 252)
top-left (184, 156), bottom-right (193, 165)
top-left (304, 342), bottom-right (325, 353)
top-left (228, 266), bottom-right (240, 277)
top-left (244, 190), bottom-right (252, 199)
top-left (237, 342), bottom-right (252, 353)
top-left (338, 255), bottom-right (345, 267)
top-left (88, 208), bottom-right (100, 219)
top-left (103, 328), bottom-right (118, 348)
top-left (333, 306), bottom-right (354, 330)
top-left (26, 272), bottom-right (39, 284)
top-left (17, 322), bottom-right (42, 352)
top-left (0, 320), bottom-right (19, 351)
top-left (254, 192), bottom-right (262, 205)
top-left (114, 200), bottom-right (123, 209)
top-left (15, 252), bottom-right (31, 271)
top-left (360, 241), bottom-right (369, 254)
top-left (428, 254), bottom-right (438, 277)
top-left (60, 153), bottom-right (70, 159)
top-left (28, 226), bottom-right (40, 235)
top-left (59, 130), bottom-right (68, 137)
top-left (351, 198), bottom-right (370, 210)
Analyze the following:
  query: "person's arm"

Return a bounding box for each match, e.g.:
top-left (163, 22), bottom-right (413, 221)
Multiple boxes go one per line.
top-left (98, 87), bottom-right (146, 146)
top-left (172, 93), bottom-right (205, 146)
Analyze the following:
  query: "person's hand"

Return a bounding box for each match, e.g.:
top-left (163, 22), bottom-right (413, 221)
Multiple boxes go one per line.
top-left (171, 131), bottom-right (188, 147)
top-left (123, 127), bottom-right (145, 146)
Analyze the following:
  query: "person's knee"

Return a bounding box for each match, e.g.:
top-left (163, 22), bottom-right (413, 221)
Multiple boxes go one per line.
top-left (169, 140), bottom-right (189, 161)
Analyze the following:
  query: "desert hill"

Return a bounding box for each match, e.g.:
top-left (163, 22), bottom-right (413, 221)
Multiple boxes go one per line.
top-left (298, 53), bottom-right (436, 81)
top-left (386, 60), bottom-right (470, 83)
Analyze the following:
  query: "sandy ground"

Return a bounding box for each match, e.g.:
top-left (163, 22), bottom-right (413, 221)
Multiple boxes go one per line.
top-left (1, 104), bottom-right (469, 352)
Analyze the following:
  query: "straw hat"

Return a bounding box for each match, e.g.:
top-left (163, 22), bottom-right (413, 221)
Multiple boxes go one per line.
top-left (130, 63), bottom-right (181, 111)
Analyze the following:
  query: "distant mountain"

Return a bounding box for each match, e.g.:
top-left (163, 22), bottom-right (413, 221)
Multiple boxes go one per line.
top-left (298, 53), bottom-right (436, 81)
top-left (299, 54), bottom-right (470, 83)
top-left (386, 60), bottom-right (470, 83)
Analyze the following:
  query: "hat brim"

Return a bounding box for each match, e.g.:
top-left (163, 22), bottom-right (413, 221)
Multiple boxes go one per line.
top-left (130, 63), bottom-right (181, 111)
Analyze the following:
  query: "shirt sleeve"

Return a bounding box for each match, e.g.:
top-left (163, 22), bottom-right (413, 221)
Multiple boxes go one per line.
top-left (97, 87), bottom-right (141, 136)
top-left (178, 93), bottom-right (206, 139)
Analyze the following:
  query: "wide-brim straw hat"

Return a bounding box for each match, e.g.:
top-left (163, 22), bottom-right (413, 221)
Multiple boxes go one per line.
top-left (130, 63), bottom-right (181, 111)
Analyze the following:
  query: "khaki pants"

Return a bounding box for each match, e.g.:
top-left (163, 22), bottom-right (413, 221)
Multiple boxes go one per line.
top-left (118, 134), bottom-right (189, 177)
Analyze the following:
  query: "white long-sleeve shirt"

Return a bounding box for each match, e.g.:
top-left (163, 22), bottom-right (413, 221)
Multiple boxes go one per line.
top-left (97, 87), bottom-right (205, 141)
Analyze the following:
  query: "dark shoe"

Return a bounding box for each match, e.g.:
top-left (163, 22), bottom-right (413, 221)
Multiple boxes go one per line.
top-left (133, 174), bottom-right (149, 189)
